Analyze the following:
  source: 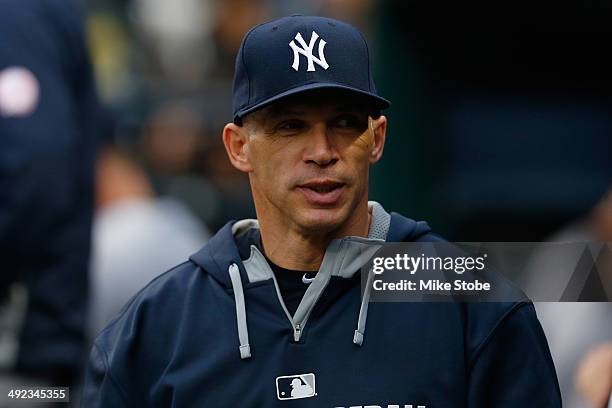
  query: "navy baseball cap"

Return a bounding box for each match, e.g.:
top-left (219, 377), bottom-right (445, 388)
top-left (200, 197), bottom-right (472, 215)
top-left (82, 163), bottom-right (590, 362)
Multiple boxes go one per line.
top-left (232, 15), bottom-right (390, 124)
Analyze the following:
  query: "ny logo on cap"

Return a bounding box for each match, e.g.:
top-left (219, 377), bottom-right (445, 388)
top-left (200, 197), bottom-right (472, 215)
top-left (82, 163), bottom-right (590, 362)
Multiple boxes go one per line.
top-left (289, 31), bottom-right (330, 72)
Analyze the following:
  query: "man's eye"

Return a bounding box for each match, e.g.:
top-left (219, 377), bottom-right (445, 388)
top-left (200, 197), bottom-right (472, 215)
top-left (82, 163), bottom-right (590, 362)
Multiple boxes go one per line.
top-left (333, 115), bottom-right (366, 130)
top-left (336, 118), bottom-right (351, 127)
top-left (276, 121), bottom-right (304, 132)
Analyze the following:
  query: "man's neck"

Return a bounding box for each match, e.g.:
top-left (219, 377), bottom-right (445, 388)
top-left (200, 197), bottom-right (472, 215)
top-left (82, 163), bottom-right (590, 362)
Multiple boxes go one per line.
top-left (257, 205), bottom-right (372, 271)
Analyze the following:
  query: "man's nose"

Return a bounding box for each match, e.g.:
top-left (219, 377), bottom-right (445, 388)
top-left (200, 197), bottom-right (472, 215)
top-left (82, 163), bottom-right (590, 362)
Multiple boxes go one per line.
top-left (303, 124), bottom-right (338, 166)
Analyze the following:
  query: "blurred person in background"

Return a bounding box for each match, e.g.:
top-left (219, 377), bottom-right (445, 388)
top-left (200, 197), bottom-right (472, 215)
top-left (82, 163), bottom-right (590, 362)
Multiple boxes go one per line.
top-left (0, 0), bottom-right (102, 391)
top-left (129, 0), bottom-right (271, 89)
top-left (89, 144), bottom-right (209, 337)
top-left (130, 0), bottom-right (213, 90)
top-left (87, 0), bottom-right (277, 231)
top-left (144, 102), bottom-right (203, 176)
top-left (210, 0), bottom-right (271, 80)
top-left (576, 342), bottom-right (612, 408)
top-left (142, 100), bottom-right (222, 226)
top-left (528, 188), bottom-right (612, 407)
top-left (141, 98), bottom-right (255, 230)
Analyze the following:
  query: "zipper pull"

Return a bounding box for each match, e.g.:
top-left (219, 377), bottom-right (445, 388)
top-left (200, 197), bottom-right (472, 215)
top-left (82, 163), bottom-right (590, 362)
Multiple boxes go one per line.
top-left (293, 324), bottom-right (302, 342)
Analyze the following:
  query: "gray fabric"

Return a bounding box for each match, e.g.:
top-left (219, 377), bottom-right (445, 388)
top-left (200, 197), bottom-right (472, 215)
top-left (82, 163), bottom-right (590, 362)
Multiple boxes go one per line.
top-left (292, 240), bottom-right (342, 334)
top-left (290, 235), bottom-right (386, 338)
top-left (367, 201), bottom-right (391, 240)
top-left (231, 219), bottom-right (259, 236)
top-left (243, 245), bottom-right (273, 283)
top-left (353, 266), bottom-right (375, 346)
top-left (228, 263), bottom-right (251, 359)
top-left (330, 237), bottom-right (384, 278)
top-left (232, 201), bottom-right (392, 348)
top-left (243, 246), bottom-right (295, 326)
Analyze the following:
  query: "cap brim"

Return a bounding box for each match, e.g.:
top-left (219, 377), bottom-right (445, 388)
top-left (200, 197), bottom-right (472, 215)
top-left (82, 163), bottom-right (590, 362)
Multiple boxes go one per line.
top-left (234, 82), bottom-right (391, 124)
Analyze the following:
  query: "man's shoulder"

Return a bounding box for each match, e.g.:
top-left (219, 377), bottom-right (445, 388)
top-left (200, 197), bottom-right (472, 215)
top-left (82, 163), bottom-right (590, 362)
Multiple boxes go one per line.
top-left (386, 210), bottom-right (536, 357)
top-left (386, 210), bottom-right (440, 242)
top-left (123, 260), bottom-right (201, 303)
top-left (463, 300), bottom-right (535, 354)
top-left (93, 260), bottom-right (206, 346)
top-left (96, 220), bottom-right (241, 342)
top-left (85, 258), bottom-right (223, 401)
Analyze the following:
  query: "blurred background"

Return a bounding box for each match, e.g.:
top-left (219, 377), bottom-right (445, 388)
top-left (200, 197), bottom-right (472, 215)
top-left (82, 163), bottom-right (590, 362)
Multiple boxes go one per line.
top-left (0, 0), bottom-right (610, 407)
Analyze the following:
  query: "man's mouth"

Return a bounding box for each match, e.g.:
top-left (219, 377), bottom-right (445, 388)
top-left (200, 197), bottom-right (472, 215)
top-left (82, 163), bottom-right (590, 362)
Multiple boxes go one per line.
top-left (296, 180), bottom-right (346, 206)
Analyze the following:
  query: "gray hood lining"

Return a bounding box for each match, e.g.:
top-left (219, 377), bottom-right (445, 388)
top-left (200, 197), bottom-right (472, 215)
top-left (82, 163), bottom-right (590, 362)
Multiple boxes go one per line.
top-left (240, 201), bottom-right (388, 284)
top-left (232, 201), bottom-right (390, 354)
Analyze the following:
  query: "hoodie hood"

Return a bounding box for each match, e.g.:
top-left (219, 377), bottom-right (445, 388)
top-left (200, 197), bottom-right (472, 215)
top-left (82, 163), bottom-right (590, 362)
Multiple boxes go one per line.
top-left (188, 201), bottom-right (435, 358)
top-left (189, 201), bottom-right (432, 289)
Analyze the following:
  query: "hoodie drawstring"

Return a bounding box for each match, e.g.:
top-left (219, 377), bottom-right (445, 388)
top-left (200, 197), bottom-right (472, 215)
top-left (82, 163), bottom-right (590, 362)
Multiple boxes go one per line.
top-left (353, 266), bottom-right (375, 347)
top-left (228, 263), bottom-right (251, 359)
top-left (230, 260), bottom-right (375, 354)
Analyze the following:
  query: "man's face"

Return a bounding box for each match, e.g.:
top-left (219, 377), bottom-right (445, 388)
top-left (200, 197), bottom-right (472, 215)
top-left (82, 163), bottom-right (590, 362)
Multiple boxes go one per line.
top-left (224, 90), bottom-right (386, 235)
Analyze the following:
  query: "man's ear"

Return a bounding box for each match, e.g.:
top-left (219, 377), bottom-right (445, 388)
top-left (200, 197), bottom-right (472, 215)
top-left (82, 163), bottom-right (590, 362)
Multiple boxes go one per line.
top-left (368, 115), bottom-right (387, 164)
top-left (222, 123), bottom-right (253, 173)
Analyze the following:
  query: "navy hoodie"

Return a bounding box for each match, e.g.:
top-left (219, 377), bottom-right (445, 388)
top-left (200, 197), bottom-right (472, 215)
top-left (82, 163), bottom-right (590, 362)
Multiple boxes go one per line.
top-left (83, 202), bottom-right (561, 407)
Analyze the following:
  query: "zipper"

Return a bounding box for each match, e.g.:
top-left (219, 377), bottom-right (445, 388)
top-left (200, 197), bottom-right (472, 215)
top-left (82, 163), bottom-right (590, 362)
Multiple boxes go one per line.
top-left (293, 324), bottom-right (302, 342)
top-left (270, 271), bottom-right (307, 343)
top-left (243, 244), bottom-right (336, 343)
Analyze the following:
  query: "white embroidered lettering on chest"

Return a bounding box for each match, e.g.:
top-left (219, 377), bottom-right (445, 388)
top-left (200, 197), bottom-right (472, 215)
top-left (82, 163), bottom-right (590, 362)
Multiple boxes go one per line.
top-left (289, 31), bottom-right (330, 72)
top-left (276, 373), bottom-right (316, 400)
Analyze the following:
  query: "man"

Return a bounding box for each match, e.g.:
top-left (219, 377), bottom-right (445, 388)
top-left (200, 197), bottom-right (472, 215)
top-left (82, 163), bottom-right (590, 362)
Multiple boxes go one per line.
top-left (82, 15), bottom-right (561, 407)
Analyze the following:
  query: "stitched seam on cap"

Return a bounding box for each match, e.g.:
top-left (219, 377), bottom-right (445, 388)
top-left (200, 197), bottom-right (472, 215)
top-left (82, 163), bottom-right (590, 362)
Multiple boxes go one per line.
top-left (241, 30), bottom-right (252, 107)
top-left (356, 28), bottom-right (372, 92)
top-left (239, 19), bottom-right (283, 110)
top-left (239, 20), bottom-right (272, 109)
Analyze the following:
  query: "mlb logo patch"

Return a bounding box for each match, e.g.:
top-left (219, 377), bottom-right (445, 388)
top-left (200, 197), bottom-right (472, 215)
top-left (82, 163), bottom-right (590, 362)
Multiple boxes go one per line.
top-left (276, 373), bottom-right (316, 400)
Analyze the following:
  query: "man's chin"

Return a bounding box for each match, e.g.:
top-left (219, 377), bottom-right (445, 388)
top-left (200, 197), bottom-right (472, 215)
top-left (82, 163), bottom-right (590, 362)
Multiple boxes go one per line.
top-left (293, 207), bottom-right (349, 234)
